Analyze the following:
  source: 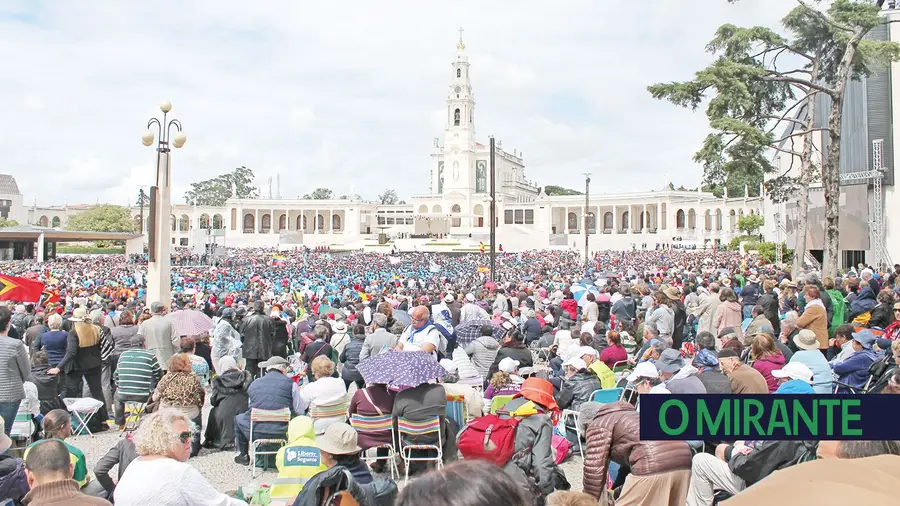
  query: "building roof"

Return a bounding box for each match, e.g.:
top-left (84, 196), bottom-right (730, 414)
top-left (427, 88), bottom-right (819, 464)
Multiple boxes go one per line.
top-left (0, 174), bottom-right (21, 195)
top-left (0, 225), bottom-right (140, 241)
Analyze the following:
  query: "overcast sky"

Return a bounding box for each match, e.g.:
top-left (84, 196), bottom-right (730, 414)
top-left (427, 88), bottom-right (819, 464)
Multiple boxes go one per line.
top-left (2, 0), bottom-right (791, 206)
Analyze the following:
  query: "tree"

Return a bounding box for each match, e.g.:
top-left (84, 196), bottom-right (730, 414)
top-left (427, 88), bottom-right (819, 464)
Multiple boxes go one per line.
top-left (66, 204), bottom-right (136, 233)
top-left (136, 190), bottom-right (150, 207)
top-left (738, 214), bottom-right (765, 237)
top-left (184, 166), bottom-right (259, 206)
top-left (377, 189), bottom-right (399, 205)
top-left (302, 188), bottom-right (334, 200)
top-left (0, 218), bottom-right (19, 228)
top-left (338, 193), bottom-right (361, 200)
top-left (649, 0), bottom-right (899, 277)
top-left (543, 185), bottom-right (583, 196)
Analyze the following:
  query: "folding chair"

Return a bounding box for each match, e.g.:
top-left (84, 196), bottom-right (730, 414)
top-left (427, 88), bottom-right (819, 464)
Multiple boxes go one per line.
top-left (396, 416), bottom-right (443, 484)
top-left (445, 394), bottom-right (468, 433)
top-left (349, 413), bottom-right (398, 481)
top-left (309, 396), bottom-right (349, 424)
top-left (489, 394), bottom-right (515, 415)
top-left (63, 397), bottom-right (104, 437)
top-left (590, 387), bottom-right (625, 404)
top-left (123, 400), bottom-right (147, 432)
top-left (249, 408), bottom-right (292, 478)
top-left (9, 409), bottom-right (35, 453)
top-left (611, 361), bottom-right (630, 374)
top-left (560, 409), bottom-right (583, 459)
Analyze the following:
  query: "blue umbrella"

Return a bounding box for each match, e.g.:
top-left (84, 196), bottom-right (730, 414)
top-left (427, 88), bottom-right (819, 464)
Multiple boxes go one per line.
top-left (455, 319), bottom-right (504, 346)
top-left (357, 351), bottom-right (446, 388)
top-left (392, 310), bottom-right (412, 328)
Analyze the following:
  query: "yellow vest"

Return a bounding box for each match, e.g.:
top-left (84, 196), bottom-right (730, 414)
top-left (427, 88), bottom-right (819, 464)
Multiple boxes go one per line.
top-left (588, 361), bottom-right (616, 390)
top-left (270, 441), bottom-right (328, 500)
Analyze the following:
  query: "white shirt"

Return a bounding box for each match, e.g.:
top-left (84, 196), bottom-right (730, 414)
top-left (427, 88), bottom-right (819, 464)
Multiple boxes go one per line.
top-left (400, 324), bottom-right (443, 358)
top-left (460, 303), bottom-right (488, 323)
top-left (114, 457), bottom-right (246, 506)
top-left (297, 376), bottom-right (348, 434)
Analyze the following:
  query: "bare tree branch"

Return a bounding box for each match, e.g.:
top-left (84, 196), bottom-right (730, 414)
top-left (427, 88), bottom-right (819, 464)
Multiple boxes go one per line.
top-left (797, 0), bottom-right (855, 33)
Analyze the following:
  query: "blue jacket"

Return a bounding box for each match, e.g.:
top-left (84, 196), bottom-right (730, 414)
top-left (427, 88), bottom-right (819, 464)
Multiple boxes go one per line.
top-left (37, 330), bottom-right (69, 366)
top-left (0, 456), bottom-right (28, 504)
top-left (244, 370), bottom-right (295, 435)
top-left (789, 350), bottom-right (832, 394)
top-left (775, 380), bottom-right (814, 394)
top-left (832, 349), bottom-right (879, 392)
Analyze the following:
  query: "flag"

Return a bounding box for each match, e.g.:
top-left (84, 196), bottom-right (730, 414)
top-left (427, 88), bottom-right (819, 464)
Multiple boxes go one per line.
top-left (0, 274), bottom-right (45, 303)
top-left (477, 266), bottom-right (489, 273)
top-left (272, 255), bottom-right (286, 266)
top-left (499, 244), bottom-right (504, 253)
top-left (39, 290), bottom-right (61, 306)
top-left (479, 242), bottom-right (485, 253)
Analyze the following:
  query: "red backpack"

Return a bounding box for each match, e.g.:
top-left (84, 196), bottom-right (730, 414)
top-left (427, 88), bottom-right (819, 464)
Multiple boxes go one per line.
top-left (457, 414), bottom-right (521, 466)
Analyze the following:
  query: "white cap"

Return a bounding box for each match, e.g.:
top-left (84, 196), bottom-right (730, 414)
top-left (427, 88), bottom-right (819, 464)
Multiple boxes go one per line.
top-left (626, 361), bottom-right (660, 383)
top-left (578, 346), bottom-right (599, 358)
top-left (465, 293), bottom-right (475, 302)
top-left (562, 357), bottom-right (587, 371)
top-left (439, 359), bottom-right (458, 373)
top-left (501, 311), bottom-right (513, 320)
top-left (443, 294), bottom-right (455, 303)
top-left (498, 357), bottom-right (520, 373)
top-left (771, 362), bottom-right (814, 383)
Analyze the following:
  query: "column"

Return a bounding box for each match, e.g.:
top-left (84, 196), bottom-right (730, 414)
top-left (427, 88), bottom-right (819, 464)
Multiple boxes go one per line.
top-left (328, 210), bottom-right (333, 233)
top-left (255, 209), bottom-right (259, 234)
top-left (36, 233), bottom-right (45, 262)
top-left (613, 205), bottom-right (618, 233)
top-left (314, 209), bottom-right (319, 233)
top-left (271, 209), bottom-right (276, 233)
top-left (643, 203), bottom-right (648, 232)
top-left (147, 151), bottom-right (172, 307)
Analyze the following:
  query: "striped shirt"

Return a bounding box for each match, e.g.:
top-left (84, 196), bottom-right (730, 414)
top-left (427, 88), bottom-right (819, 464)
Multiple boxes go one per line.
top-left (115, 349), bottom-right (162, 396)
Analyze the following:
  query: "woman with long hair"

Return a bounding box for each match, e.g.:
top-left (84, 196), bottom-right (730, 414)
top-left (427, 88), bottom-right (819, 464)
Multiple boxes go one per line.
top-left (749, 332), bottom-right (786, 393)
top-left (48, 307), bottom-right (109, 432)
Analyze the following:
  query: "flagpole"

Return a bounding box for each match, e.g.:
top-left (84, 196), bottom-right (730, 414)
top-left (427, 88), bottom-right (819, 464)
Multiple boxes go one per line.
top-left (489, 136), bottom-right (496, 283)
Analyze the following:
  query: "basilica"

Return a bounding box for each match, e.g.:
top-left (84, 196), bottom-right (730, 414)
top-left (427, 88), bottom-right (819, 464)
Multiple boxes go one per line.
top-left (15, 35), bottom-right (762, 255)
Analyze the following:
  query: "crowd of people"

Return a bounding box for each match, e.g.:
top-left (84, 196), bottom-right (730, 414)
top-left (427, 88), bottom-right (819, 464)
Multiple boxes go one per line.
top-left (0, 247), bottom-right (899, 505)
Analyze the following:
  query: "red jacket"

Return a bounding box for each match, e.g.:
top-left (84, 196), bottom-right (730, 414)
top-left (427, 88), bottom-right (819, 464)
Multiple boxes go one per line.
top-left (560, 299), bottom-right (578, 320)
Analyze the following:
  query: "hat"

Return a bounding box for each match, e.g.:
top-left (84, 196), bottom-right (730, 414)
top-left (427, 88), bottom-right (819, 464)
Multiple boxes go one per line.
top-left (68, 307), bottom-right (88, 322)
top-left (443, 294), bottom-right (455, 303)
top-left (465, 293), bottom-right (475, 302)
top-left (0, 418), bottom-right (11, 453)
top-left (500, 311), bottom-right (513, 321)
top-left (316, 423), bottom-right (362, 455)
top-left (720, 278), bottom-right (731, 286)
top-left (772, 362), bottom-right (814, 383)
top-left (332, 321), bottom-right (348, 334)
top-left (515, 377), bottom-right (559, 412)
top-left (851, 329), bottom-right (877, 349)
top-left (439, 359), bottom-right (458, 373)
top-left (498, 357), bottom-right (520, 373)
top-left (626, 361), bottom-right (659, 383)
top-left (259, 356), bottom-right (290, 371)
top-left (748, 274), bottom-right (759, 283)
top-left (222, 307), bottom-right (235, 319)
top-left (793, 329), bottom-right (820, 351)
top-left (577, 346), bottom-right (599, 358)
top-left (518, 366), bottom-right (535, 377)
top-left (748, 321), bottom-right (775, 336)
top-left (656, 348), bottom-right (685, 373)
top-left (717, 327), bottom-right (738, 340)
top-left (717, 349), bottom-right (740, 359)
top-left (562, 357), bottom-right (587, 371)
top-left (663, 287), bottom-right (680, 301)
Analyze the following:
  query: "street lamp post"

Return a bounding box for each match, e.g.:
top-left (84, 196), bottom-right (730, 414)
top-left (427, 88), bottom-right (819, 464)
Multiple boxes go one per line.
top-left (142, 101), bottom-right (186, 307)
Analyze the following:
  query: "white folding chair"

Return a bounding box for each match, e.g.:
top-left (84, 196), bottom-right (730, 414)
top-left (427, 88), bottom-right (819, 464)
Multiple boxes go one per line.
top-left (396, 416), bottom-right (443, 484)
top-left (63, 397), bottom-right (103, 437)
top-left (249, 408), bottom-right (292, 478)
top-left (560, 409), bottom-right (583, 459)
top-left (349, 413), bottom-right (398, 481)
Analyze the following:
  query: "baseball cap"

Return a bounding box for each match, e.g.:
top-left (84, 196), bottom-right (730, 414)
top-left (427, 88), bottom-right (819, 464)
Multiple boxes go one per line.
top-left (771, 362), bottom-right (814, 383)
top-left (656, 348), bottom-right (685, 374)
top-left (562, 357), bottom-right (587, 371)
top-left (626, 361), bottom-right (659, 383)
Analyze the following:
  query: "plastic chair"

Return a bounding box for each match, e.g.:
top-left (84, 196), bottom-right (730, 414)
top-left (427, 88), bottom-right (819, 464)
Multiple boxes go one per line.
top-left (590, 387), bottom-right (625, 404)
top-left (445, 394), bottom-right (467, 433)
top-left (249, 408), bottom-right (292, 478)
top-left (349, 413), bottom-right (398, 481)
top-left (489, 394), bottom-right (515, 415)
top-left (396, 416), bottom-right (443, 484)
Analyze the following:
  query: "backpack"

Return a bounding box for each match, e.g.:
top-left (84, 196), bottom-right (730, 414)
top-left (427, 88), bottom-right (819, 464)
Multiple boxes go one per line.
top-left (457, 414), bottom-right (521, 466)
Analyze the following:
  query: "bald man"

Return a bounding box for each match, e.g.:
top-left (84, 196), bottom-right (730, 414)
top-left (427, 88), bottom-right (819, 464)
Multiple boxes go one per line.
top-left (398, 305), bottom-right (444, 359)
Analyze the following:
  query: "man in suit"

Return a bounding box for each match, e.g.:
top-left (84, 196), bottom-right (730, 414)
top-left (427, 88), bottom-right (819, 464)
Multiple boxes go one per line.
top-left (136, 301), bottom-right (179, 371)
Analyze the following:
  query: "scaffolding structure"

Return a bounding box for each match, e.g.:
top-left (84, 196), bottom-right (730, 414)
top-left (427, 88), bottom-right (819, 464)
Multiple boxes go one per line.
top-left (839, 139), bottom-right (889, 270)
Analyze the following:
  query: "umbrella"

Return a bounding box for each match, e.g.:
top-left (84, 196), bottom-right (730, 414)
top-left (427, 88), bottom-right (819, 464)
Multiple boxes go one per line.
top-left (571, 283), bottom-right (600, 307)
top-left (318, 306), bottom-right (345, 318)
top-left (455, 319), bottom-right (505, 346)
top-left (484, 281), bottom-right (498, 290)
top-left (392, 310), bottom-right (412, 328)
top-left (357, 351), bottom-right (446, 388)
top-left (169, 309), bottom-right (214, 337)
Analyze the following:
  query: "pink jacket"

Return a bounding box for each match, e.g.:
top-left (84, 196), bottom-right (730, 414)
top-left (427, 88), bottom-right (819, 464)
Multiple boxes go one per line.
top-left (752, 353), bottom-right (787, 393)
top-left (713, 301), bottom-right (742, 336)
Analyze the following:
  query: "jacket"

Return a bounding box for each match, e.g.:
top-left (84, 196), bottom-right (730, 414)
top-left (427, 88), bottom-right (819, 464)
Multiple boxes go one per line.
top-left (611, 296), bottom-right (637, 324)
top-left (557, 370), bottom-right (601, 411)
top-left (869, 303), bottom-right (894, 329)
top-left (751, 353), bottom-right (787, 393)
top-left (290, 465), bottom-right (397, 506)
top-left (211, 319), bottom-right (242, 373)
top-left (206, 369), bottom-right (251, 449)
top-left (560, 299), bottom-right (578, 321)
top-left (0, 455), bottom-right (28, 504)
top-left (713, 301), bottom-right (743, 337)
top-left (696, 367), bottom-right (732, 394)
top-left (109, 324), bottom-right (139, 354)
top-left (832, 348), bottom-right (878, 391)
top-left (34, 330), bottom-right (68, 366)
top-left (271, 317), bottom-right (291, 357)
top-left (757, 292), bottom-right (780, 333)
top-left (583, 402), bottom-right (692, 499)
top-left (137, 314), bottom-right (179, 370)
top-left (583, 301), bottom-right (599, 322)
top-left (244, 370), bottom-right (296, 435)
top-left (0, 336), bottom-right (29, 404)
top-left (22, 479), bottom-right (112, 506)
top-left (464, 336), bottom-right (500, 379)
top-left (93, 436), bottom-right (138, 495)
top-left (671, 300), bottom-right (687, 347)
top-left (340, 335), bottom-right (366, 383)
top-left (358, 328), bottom-right (398, 361)
top-left (665, 365), bottom-right (707, 394)
top-left (745, 314), bottom-right (771, 336)
top-left (797, 300), bottom-right (828, 349)
top-left (727, 440), bottom-right (816, 486)
top-left (727, 364), bottom-right (769, 394)
top-left (487, 342), bottom-right (533, 379)
top-left (272, 416), bottom-right (327, 500)
top-left (499, 397), bottom-right (559, 497)
top-left (348, 385), bottom-right (395, 449)
top-left (848, 287), bottom-right (877, 319)
top-left (694, 293), bottom-right (721, 336)
top-left (740, 282), bottom-right (761, 308)
top-left (241, 312), bottom-right (273, 360)
top-left (790, 350), bottom-right (832, 394)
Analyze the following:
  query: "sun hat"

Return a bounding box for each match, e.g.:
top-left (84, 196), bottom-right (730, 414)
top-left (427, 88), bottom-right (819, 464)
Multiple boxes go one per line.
top-left (498, 357), bottom-right (520, 373)
top-left (443, 294), bottom-right (455, 303)
top-left (656, 348), bottom-right (685, 374)
top-left (315, 423), bottom-right (362, 455)
top-left (748, 274), bottom-right (759, 283)
top-left (0, 418), bottom-right (11, 454)
top-left (577, 346), bottom-right (599, 358)
top-left (259, 356), bottom-right (290, 371)
top-left (514, 377), bottom-right (559, 411)
top-left (793, 329), bottom-right (820, 351)
top-left (851, 329), bottom-right (877, 349)
top-left (68, 307), bottom-right (88, 322)
top-left (626, 361), bottom-right (659, 383)
top-left (562, 357), bottom-right (587, 371)
top-left (332, 321), bottom-right (348, 334)
top-left (663, 287), bottom-right (681, 301)
top-left (465, 293), bottom-right (475, 302)
top-left (772, 362), bottom-right (814, 383)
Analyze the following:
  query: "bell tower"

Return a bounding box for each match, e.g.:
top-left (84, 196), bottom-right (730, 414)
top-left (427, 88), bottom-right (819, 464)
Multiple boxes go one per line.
top-left (441, 28), bottom-right (477, 193)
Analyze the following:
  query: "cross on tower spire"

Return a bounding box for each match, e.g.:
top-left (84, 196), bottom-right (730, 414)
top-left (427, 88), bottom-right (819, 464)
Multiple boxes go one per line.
top-left (456, 27), bottom-right (466, 52)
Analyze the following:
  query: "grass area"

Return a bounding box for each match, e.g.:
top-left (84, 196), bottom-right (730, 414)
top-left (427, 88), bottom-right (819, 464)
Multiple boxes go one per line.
top-left (57, 245), bottom-right (125, 254)
top-left (425, 242), bottom-right (461, 246)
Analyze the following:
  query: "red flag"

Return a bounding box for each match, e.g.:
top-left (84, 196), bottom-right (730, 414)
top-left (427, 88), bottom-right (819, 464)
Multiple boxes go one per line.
top-left (499, 244), bottom-right (504, 253)
top-left (0, 274), bottom-right (45, 303)
top-left (479, 242), bottom-right (485, 254)
top-left (39, 290), bottom-right (61, 306)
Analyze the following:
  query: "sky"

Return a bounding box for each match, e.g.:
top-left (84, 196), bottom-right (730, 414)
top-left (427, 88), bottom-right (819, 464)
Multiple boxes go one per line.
top-left (1, 0), bottom-right (792, 206)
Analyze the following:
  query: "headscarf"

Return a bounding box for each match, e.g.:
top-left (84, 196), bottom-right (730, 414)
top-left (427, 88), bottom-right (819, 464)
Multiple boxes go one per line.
top-left (217, 356), bottom-right (238, 373)
top-left (693, 348), bottom-right (719, 369)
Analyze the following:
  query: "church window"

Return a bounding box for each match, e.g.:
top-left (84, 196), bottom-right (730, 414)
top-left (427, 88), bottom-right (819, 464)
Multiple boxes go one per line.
top-left (457, 68), bottom-right (461, 78)
top-left (525, 210), bottom-right (534, 224)
top-left (454, 108), bottom-right (460, 126)
top-left (504, 210), bottom-right (514, 224)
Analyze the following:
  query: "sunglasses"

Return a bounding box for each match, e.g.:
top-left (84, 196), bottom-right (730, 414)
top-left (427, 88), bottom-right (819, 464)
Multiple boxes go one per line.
top-left (178, 431), bottom-right (192, 444)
